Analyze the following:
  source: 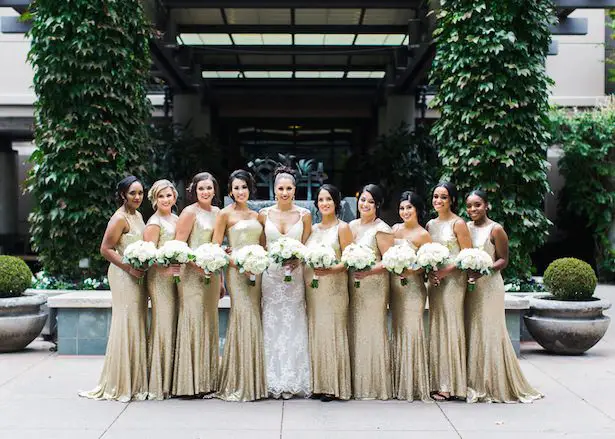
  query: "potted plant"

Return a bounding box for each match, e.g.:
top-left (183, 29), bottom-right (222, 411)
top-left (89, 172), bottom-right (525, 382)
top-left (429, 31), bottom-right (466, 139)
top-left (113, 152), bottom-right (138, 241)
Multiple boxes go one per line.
top-left (0, 256), bottom-right (49, 352)
top-left (524, 258), bottom-right (611, 355)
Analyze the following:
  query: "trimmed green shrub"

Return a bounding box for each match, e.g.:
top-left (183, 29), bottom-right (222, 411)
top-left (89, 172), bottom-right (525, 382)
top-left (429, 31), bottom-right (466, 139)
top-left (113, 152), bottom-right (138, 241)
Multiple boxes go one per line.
top-left (544, 258), bottom-right (597, 301)
top-left (0, 256), bottom-right (33, 298)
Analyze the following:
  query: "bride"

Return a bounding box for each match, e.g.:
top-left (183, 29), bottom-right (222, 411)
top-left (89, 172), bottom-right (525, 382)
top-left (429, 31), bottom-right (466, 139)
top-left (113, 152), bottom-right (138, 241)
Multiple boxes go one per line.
top-left (259, 167), bottom-right (312, 399)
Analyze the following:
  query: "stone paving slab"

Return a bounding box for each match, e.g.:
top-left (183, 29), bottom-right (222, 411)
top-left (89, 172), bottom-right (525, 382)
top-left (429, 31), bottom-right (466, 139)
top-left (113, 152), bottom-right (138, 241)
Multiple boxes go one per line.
top-left (0, 285), bottom-right (613, 438)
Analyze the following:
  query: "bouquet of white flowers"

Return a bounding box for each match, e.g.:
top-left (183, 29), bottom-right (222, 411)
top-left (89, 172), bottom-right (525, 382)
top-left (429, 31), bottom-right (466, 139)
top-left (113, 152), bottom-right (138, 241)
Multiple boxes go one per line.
top-left (382, 244), bottom-right (418, 286)
top-left (416, 242), bottom-right (450, 273)
top-left (341, 243), bottom-right (376, 288)
top-left (268, 237), bottom-right (307, 282)
top-left (233, 244), bottom-right (269, 286)
top-left (122, 240), bottom-right (158, 285)
top-left (156, 240), bottom-right (194, 283)
top-left (193, 243), bottom-right (230, 284)
top-left (454, 248), bottom-right (493, 292)
top-left (304, 243), bottom-right (338, 288)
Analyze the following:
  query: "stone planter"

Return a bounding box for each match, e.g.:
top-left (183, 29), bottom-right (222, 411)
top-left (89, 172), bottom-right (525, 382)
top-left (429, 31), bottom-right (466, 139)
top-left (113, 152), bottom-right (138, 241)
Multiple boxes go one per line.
top-left (0, 294), bottom-right (49, 352)
top-left (524, 293), bottom-right (611, 355)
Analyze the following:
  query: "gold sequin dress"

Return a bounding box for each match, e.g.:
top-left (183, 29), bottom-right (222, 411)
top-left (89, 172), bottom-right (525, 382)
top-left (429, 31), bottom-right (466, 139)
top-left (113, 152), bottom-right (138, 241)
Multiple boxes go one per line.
top-left (427, 218), bottom-right (467, 398)
top-left (348, 218), bottom-right (392, 400)
top-left (79, 207), bottom-right (148, 402)
top-left (173, 206), bottom-right (221, 396)
top-left (216, 219), bottom-right (267, 401)
top-left (390, 239), bottom-right (431, 402)
top-left (465, 222), bottom-right (543, 403)
top-left (146, 213), bottom-right (179, 400)
top-left (304, 222), bottom-right (351, 400)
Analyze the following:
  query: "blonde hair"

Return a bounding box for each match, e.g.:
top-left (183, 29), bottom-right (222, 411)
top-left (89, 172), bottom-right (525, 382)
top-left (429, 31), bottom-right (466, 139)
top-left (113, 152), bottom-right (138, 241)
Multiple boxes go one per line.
top-left (148, 179), bottom-right (178, 209)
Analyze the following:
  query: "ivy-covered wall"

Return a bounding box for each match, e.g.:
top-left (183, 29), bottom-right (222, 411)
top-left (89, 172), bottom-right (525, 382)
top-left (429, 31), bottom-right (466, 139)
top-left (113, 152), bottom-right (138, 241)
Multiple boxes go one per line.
top-left (430, 0), bottom-right (554, 281)
top-left (27, 0), bottom-right (152, 280)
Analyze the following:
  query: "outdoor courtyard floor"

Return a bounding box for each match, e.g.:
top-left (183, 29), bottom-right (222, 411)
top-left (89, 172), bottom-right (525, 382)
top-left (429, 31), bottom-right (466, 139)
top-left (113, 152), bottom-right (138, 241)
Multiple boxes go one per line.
top-left (1, 285), bottom-right (614, 439)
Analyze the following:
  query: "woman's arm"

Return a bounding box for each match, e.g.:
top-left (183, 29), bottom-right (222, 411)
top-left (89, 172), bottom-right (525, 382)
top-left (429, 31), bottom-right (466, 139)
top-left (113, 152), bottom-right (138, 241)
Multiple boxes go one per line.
top-left (301, 211), bottom-right (312, 244)
top-left (492, 225), bottom-right (509, 272)
top-left (212, 210), bottom-right (228, 246)
top-left (175, 207), bottom-right (196, 242)
top-left (100, 215), bottom-right (141, 277)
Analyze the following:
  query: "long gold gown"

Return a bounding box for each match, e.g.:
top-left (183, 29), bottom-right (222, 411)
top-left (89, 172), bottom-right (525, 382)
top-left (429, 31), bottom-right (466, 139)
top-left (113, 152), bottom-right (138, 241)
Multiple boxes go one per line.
top-left (348, 218), bottom-right (392, 400)
top-left (304, 222), bottom-right (351, 400)
top-left (465, 222), bottom-right (543, 403)
top-left (427, 218), bottom-right (467, 398)
top-left (390, 239), bottom-right (431, 402)
top-left (147, 213), bottom-right (179, 400)
top-left (173, 206), bottom-right (221, 396)
top-left (216, 219), bottom-right (267, 401)
top-left (79, 207), bottom-right (148, 402)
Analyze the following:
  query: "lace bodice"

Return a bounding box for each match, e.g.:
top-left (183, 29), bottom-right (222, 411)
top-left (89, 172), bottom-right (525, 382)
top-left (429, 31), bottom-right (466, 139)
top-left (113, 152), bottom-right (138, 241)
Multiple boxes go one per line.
top-left (263, 207), bottom-right (307, 246)
top-left (349, 218), bottom-right (392, 260)
top-left (188, 206), bottom-right (217, 248)
top-left (306, 223), bottom-right (341, 258)
top-left (228, 219), bottom-right (262, 249)
top-left (147, 213), bottom-right (178, 247)
top-left (468, 222), bottom-right (497, 261)
top-left (427, 218), bottom-right (461, 257)
top-left (116, 209), bottom-right (145, 256)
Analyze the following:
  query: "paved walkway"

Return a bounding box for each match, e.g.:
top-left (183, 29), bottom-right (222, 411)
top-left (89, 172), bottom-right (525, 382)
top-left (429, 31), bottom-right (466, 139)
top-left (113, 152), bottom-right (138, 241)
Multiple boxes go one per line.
top-left (1, 285), bottom-right (614, 439)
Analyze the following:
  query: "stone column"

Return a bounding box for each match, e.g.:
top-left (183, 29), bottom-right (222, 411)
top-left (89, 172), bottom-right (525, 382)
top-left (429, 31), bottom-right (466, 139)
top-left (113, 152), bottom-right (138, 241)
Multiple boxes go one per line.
top-left (172, 93), bottom-right (211, 137)
top-left (0, 137), bottom-right (18, 241)
top-left (378, 95), bottom-right (416, 136)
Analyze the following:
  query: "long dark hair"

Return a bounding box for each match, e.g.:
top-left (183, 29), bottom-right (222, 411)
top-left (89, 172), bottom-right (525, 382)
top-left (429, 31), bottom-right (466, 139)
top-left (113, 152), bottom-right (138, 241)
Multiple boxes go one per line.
top-left (358, 184), bottom-right (384, 218)
top-left (315, 184), bottom-right (342, 217)
top-left (228, 169), bottom-right (256, 201)
top-left (433, 181), bottom-right (459, 213)
top-left (188, 172), bottom-right (220, 206)
top-left (116, 175), bottom-right (142, 206)
top-left (399, 190), bottom-right (426, 226)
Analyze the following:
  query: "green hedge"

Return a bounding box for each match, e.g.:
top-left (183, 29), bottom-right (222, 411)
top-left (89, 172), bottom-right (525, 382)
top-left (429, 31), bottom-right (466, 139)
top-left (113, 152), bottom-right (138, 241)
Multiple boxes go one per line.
top-left (544, 257), bottom-right (597, 301)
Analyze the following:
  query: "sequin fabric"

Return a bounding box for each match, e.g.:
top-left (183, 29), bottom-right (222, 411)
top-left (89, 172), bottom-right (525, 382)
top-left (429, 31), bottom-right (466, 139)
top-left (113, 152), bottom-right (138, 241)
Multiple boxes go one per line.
top-left (146, 213), bottom-right (179, 400)
top-left (304, 222), bottom-right (351, 400)
top-left (348, 218), bottom-right (392, 400)
top-left (216, 219), bottom-right (267, 401)
top-left (173, 207), bottom-right (221, 397)
top-left (390, 239), bottom-right (432, 402)
top-left (465, 222), bottom-right (543, 403)
top-left (427, 218), bottom-right (467, 398)
top-left (79, 207), bottom-right (148, 402)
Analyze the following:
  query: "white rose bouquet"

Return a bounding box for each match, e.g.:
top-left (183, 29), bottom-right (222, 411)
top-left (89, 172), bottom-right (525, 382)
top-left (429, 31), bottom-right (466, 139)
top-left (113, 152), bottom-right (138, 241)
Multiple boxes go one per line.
top-left (156, 240), bottom-right (194, 283)
top-left (416, 242), bottom-right (450, 273)
top-left (193, 243), bottom-right (230, 285)
top-left (454, 248), bottom-right (493, 292)
top-left (304, 243), bottom-right (338, 288)
top-left (382, 244), bottom-right (418, 286)
top-left (268, 237), bottom-right (307, 282)
top-left (122, 240), bottom-right (158, 285)
top-left (341, 243), bottom-right (376, 288)
top-left (233, 244), bottom-right (269, 286)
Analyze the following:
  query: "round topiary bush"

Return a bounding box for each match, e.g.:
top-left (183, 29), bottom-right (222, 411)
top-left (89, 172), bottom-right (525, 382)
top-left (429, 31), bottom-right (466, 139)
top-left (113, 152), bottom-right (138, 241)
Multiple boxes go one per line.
top-left (0, 256), bottom-right (33, 298)
top-left (543, 258), bottom-right (597, 301)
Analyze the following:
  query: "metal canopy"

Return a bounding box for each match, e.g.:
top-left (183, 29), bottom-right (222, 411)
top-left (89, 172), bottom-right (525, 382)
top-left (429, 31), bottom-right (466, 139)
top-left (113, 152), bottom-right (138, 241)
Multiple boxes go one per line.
top-left (2, 0), bottom-right (615, 98)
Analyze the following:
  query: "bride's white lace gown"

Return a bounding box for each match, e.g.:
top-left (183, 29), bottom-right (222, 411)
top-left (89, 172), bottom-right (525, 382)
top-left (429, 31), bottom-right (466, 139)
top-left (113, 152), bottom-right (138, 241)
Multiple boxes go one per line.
top-left (261, 207), bottom-right (311, 398)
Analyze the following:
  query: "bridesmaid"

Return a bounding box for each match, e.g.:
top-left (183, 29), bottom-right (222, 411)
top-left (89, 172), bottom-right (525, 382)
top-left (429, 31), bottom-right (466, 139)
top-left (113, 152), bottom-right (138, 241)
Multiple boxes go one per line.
top-left (464, 190), bottom-right (543, 403)
top-left (144, 179), bottom-right (179, 400)
top-left (259, 166), bottom-right (312, 399)
top-left (390, 191), bottom-right (432, 402)
top-left (426, 182), bottom-right (472, 401)
top-left (173, 172), bottom-right (222, 397)
top-left (215, 170), bottom-right (267, 402)
top-left (79, 176), bottom-right (148, 402)
top-left (304, 184), bottom-right (352, 401)
top-left (348, 184), bottom-right (394, 400)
